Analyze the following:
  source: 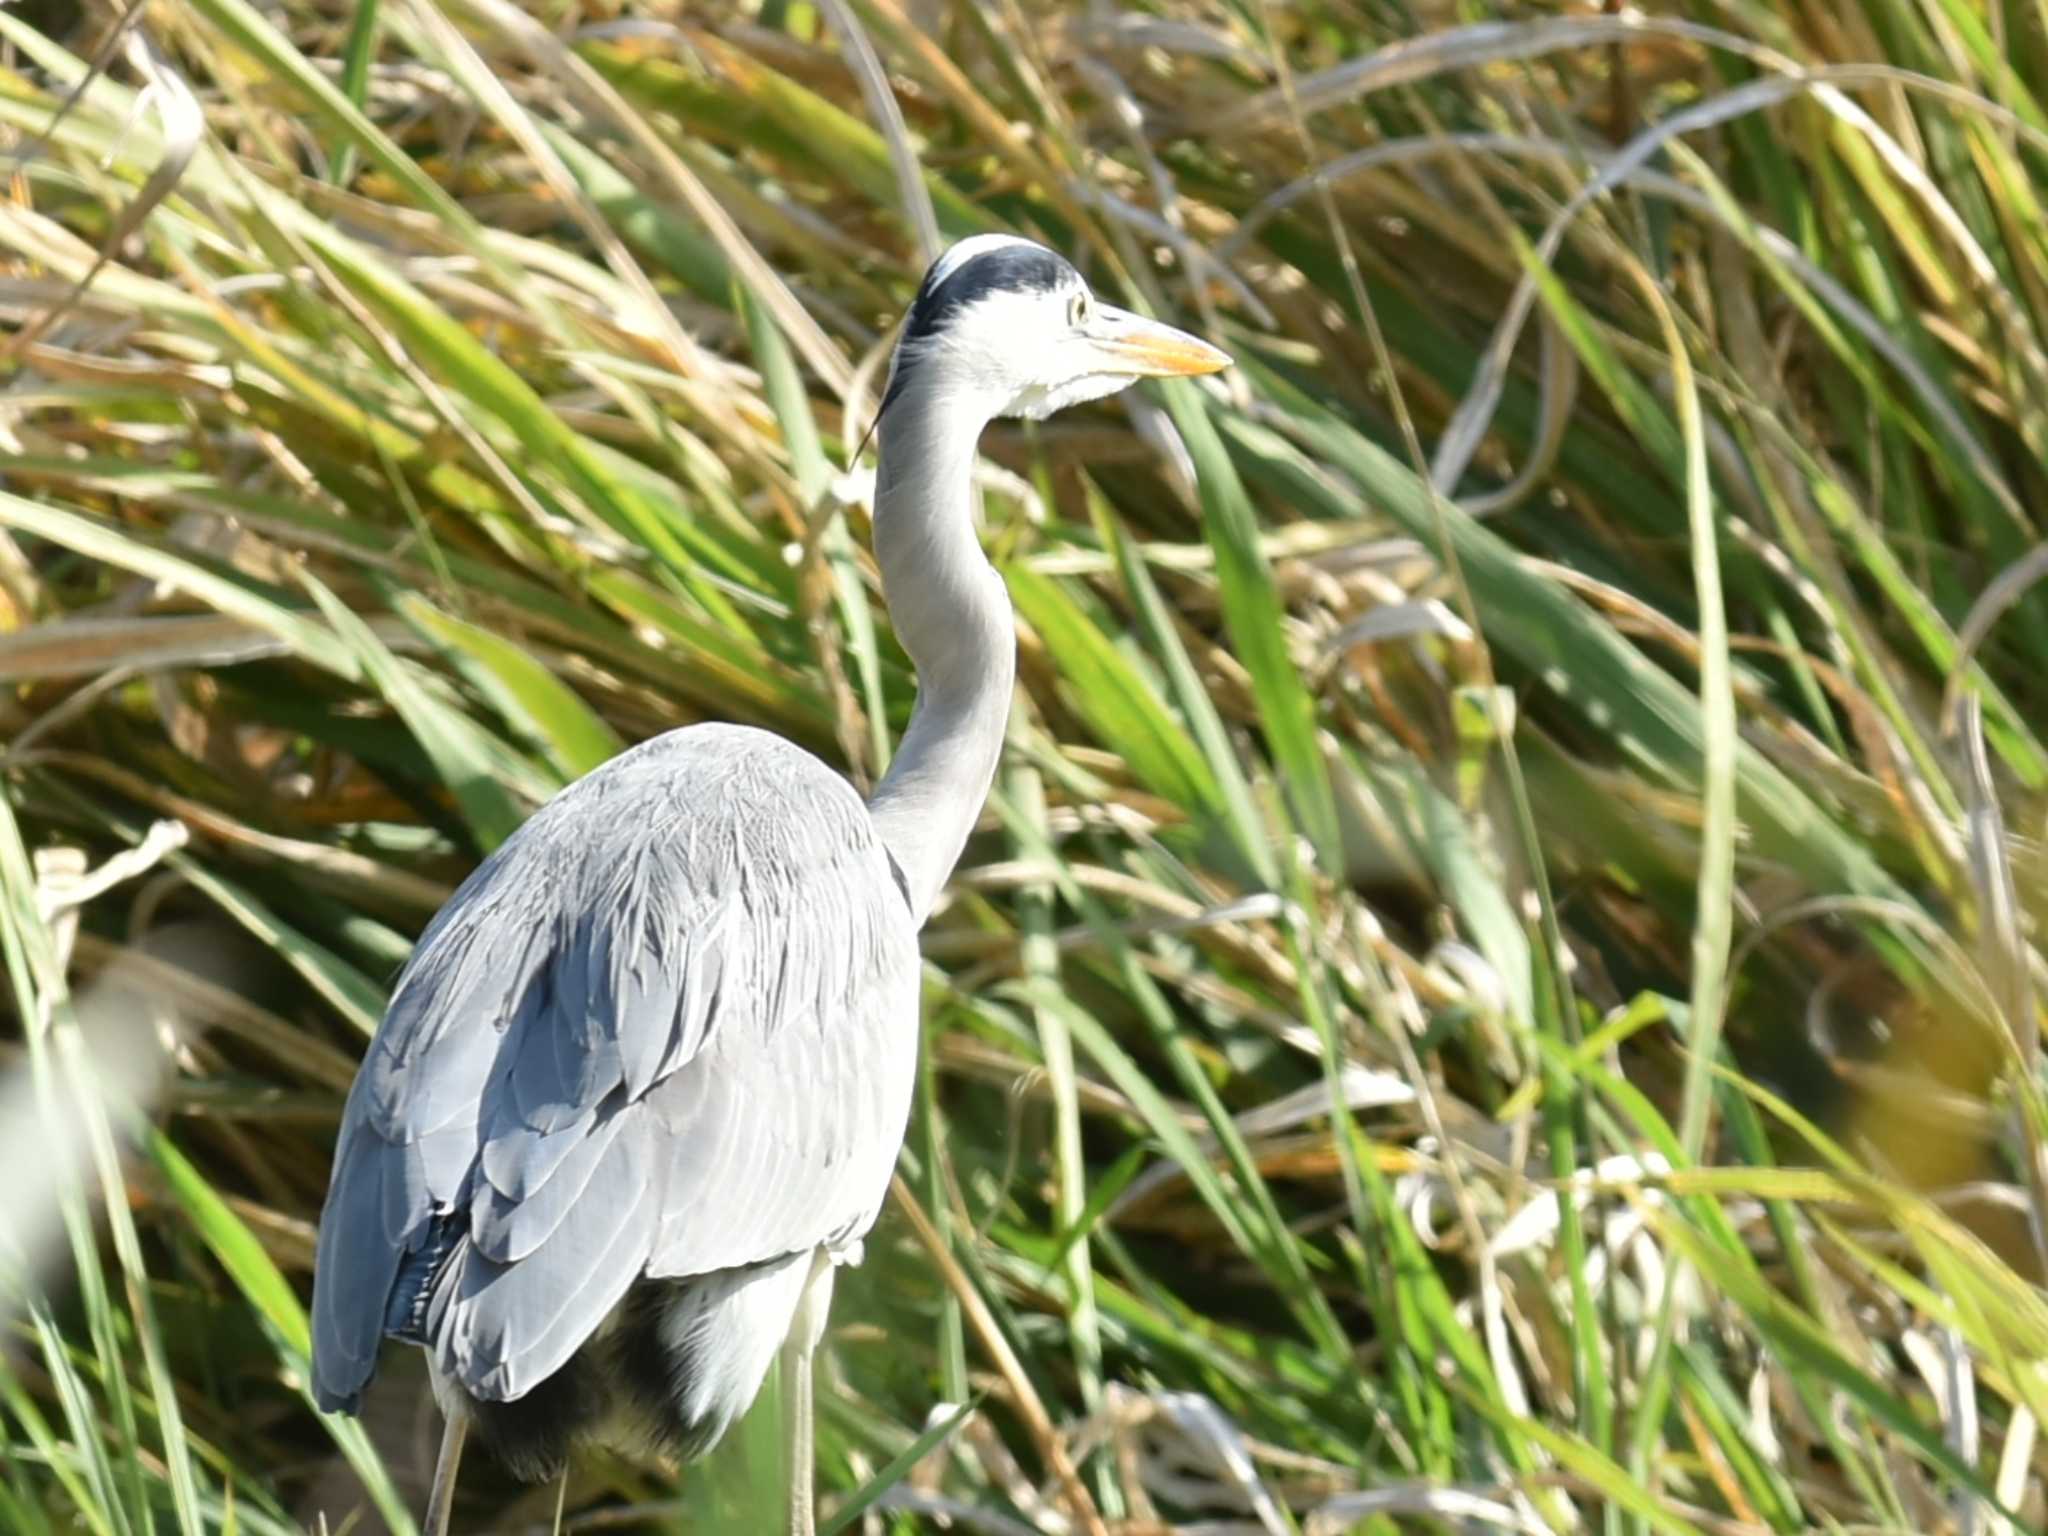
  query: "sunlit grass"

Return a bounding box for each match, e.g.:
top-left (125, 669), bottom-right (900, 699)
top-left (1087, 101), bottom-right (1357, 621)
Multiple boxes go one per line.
top-left (4, 0), bottom-right (2048, 1531)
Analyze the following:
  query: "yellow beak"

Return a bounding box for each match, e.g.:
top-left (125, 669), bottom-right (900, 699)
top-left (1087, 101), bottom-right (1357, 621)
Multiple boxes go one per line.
top-left (1089, 306), bottom-right (1233, 377)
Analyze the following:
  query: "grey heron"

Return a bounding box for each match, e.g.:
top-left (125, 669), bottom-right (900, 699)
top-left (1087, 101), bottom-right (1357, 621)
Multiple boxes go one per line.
top-left (308, 233), bottom-right (1231, 1535)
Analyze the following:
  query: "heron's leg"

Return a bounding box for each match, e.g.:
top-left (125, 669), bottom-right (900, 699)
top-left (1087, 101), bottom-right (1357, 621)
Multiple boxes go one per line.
top-left (423, 1408), bottom-right (468, 1536)
top-left (783, 1250), bottom-right (837, 1536)
top-left (780, 1329), bottom-right (815, 1536)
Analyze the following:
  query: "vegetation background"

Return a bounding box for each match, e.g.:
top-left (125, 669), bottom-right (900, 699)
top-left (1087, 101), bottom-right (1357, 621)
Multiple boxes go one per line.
top-left (4, 0), bottom-right (2048, 1530)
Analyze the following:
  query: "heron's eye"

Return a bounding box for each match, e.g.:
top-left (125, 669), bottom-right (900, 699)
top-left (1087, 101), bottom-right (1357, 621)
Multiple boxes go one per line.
top-left (1068, 293), bottom-right (1090, 328)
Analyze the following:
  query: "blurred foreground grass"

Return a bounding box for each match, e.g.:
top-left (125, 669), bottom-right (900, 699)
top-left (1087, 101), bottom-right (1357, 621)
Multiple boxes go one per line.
top-left (5, 0), bottom-right (2048, 1531)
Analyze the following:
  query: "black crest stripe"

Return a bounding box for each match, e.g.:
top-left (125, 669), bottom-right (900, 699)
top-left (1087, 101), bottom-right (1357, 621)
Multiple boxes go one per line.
top-left (880, 242), bottom-right (1078, 418)
top-left (901, 244), bottom-right (1073, 345)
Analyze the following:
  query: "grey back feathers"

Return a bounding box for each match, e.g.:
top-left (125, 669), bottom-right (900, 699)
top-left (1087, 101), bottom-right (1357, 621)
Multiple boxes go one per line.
top-left (310, 724), bottom-right (920, 1417)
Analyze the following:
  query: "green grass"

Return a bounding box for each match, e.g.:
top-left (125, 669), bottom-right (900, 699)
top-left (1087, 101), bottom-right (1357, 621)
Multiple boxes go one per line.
top-left (4, 0), bottom-right (2048, 1530)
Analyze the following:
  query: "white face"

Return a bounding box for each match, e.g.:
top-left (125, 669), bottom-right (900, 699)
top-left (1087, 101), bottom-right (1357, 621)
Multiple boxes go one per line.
top-left (884, 236), bottom-right (1232, 423)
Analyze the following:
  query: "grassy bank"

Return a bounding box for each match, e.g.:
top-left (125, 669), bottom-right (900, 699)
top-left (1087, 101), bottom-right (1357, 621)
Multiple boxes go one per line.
top-left (4, 0), bottom-right (2048, 1531)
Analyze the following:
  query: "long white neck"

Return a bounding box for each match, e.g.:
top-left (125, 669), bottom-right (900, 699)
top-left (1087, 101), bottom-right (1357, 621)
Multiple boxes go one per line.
top-left (865, 383), bottom-right (1015, 925)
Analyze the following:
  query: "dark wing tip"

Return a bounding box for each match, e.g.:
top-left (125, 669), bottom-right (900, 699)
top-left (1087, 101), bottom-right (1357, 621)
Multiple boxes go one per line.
top-left (311, 1381), bottom-right (364, 1416)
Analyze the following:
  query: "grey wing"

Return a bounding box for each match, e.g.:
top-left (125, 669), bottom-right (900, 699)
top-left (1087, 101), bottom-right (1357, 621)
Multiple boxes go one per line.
top-left (310, 725), bottom-right (921, 1411)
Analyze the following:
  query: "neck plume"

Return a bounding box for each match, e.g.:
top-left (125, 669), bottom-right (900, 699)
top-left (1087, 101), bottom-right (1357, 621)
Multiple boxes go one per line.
top-left (865, 384), bottom-right (1016, 924)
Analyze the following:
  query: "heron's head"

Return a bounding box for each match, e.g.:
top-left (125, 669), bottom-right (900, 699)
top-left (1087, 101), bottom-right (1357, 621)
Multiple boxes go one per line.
top-left (879, 235), bottom-right (1231, 425)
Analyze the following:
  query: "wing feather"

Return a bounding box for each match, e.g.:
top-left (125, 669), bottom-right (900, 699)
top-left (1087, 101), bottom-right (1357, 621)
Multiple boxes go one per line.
top-left (478, 1107), bottom-right (595, 1202)
top-left (310, 1133), bottom-right (394, 1403)
top-left (310, 724), bottom-right (919, 1413)
top-left (435, 1116), bottom-right (658, 1400)
top-left (470, 1104), bottom-right (629, 1264)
